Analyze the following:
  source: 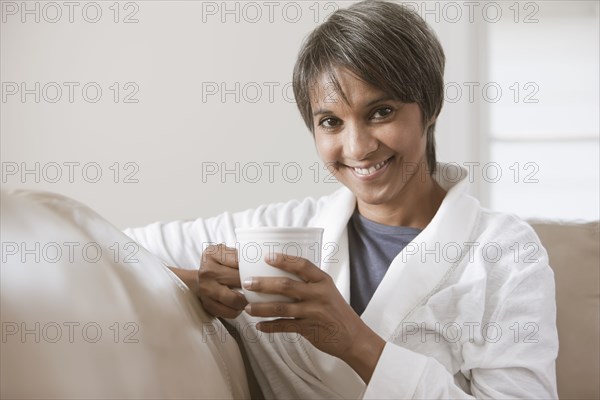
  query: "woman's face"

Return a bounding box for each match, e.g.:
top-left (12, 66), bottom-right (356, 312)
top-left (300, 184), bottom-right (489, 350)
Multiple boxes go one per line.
top-left (311, 67), bottom-right (432, 212)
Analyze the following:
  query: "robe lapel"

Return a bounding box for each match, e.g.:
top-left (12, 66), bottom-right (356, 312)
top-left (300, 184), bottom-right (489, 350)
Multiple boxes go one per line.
top-left (308, 186), bottom-right (365, 398)
top-left (361, 175), bottom-right (480, 340)
top-left (301, 165), bottom-right (480, 398)
top-left (314, 187), bottom-right (356, 302)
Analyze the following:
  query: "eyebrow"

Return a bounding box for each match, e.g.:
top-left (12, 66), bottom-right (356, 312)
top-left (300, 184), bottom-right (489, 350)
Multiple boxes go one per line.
top-left (312, 96), bottom-right (396, 117)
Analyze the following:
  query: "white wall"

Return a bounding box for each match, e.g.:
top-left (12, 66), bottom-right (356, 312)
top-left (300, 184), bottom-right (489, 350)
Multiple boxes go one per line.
top-left (2, 1), bottom-right (597, 228)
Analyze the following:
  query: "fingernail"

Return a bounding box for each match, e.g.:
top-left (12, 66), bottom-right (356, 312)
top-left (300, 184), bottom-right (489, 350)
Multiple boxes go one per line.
top-left (243, 277), bottom-right (253, 289)
top-left (244, 304), bottom-right (252, 314)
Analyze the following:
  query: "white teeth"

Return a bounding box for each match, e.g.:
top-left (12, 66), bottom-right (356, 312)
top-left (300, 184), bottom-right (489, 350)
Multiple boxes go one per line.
top-left (353, 159), bottom-right (388, 176)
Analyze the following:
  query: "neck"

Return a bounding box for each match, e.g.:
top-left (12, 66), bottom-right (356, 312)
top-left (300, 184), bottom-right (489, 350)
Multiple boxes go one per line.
top-left (357, 166), bottom-right (446, 228)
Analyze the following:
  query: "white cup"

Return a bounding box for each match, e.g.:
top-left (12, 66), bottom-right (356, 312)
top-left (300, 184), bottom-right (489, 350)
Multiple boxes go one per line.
top-left (235, 227), bottom-right (324, 303)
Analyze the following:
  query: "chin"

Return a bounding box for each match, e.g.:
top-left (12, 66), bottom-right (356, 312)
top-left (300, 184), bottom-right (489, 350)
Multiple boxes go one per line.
top-left (354, 188), bottom-right (393, 206)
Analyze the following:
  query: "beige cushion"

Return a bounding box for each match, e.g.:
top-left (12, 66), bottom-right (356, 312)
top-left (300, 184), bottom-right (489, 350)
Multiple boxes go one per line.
top-left (530, 221), bottom-right (600, 399)
top-left (0, 190), bottom-right (250, 399)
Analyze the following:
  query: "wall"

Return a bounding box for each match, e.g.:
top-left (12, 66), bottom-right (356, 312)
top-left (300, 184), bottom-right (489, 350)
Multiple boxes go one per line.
top-left (2, 1), bottom-right (597, 228)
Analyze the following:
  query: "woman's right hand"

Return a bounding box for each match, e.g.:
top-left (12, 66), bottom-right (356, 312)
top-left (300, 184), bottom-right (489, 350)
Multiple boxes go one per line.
top-left (196, 244), bottom-right (248, 319)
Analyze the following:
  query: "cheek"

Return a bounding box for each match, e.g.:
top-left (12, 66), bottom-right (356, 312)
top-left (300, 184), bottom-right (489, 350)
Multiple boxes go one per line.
top-left (314, 133), bottom-right (339, 162)
top-left (380, 126), bottom-right (426, 154)
top-left (379, 131), bottom-right (408, 153)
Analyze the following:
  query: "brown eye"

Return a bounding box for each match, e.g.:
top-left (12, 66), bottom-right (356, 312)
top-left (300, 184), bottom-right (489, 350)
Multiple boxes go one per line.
top-left (319, 117), bottom-right (340, 129)
top-left (372, 107), bottom-right (393, 119)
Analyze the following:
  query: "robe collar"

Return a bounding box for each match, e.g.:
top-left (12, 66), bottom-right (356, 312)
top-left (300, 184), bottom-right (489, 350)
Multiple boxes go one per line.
top-left (308, 163), bottom-right (481, 397)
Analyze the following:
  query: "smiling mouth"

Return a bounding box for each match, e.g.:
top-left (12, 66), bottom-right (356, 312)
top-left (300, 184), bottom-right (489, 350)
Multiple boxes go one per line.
top-left (351, 157), bottom-right (392, 176)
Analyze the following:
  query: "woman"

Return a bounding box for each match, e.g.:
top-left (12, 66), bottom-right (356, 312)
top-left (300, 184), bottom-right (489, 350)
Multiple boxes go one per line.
top-left (126, 1), bottom-right (558, 398)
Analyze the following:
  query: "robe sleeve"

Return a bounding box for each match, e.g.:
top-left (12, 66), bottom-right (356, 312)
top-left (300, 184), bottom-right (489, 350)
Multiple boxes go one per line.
top-left (123, 197), bottom-right (321, 270)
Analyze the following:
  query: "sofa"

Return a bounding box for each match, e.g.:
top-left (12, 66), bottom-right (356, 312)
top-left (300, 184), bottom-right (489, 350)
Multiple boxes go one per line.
top-left (0, 190), bottom-right (251, 399)
top-left (1, 190), bottom-right (598, 399)
top-left (529, 221), bottom-right (600, 399)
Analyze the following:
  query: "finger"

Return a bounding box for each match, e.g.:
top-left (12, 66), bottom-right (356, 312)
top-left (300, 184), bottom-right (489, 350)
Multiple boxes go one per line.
top-left (265, 252), bottom-right (325, 283)
top-left (199, 281), bottom-right (247, 309)
top-left (201, 297), bottom-right (244, 319)
top-left (245, 301), bottom-right (305, 318)
top-left (204, 244), bottom-right (239, 268)
top-left (198, 261), bottom-right (242, 288)
top-left (216, 265), bottom-right (243, 288)
top-left (243, 276), bottom-right (304, 300)
top-left (214, 286), bottom-right (248, 310)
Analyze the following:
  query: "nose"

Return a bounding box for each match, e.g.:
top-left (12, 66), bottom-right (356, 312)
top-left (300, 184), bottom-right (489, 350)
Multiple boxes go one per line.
top-left (343, 122), bottom-right (379, 161)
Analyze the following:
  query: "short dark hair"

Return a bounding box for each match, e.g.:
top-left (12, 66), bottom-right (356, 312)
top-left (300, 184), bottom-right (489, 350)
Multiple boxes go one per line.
top-left (292, 0), bottom-right (445, 173)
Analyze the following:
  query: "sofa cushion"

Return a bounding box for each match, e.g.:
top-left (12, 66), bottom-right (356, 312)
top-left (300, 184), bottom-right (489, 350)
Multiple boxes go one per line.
top-left (530, 221), bottom-right (600, 399)
top-left (0, 190), bottom-right (250, 399)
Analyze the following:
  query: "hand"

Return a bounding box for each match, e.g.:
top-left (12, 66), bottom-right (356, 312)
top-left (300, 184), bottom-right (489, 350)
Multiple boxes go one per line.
top-left (242, 252), bottom-right (385, 383)
top-left (195, 244), bottom-right (248, 319)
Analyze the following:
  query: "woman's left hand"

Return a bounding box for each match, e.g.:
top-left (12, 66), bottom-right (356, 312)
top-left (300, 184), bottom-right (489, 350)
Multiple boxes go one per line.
top-left (242, 252), bottom-right (386, 383)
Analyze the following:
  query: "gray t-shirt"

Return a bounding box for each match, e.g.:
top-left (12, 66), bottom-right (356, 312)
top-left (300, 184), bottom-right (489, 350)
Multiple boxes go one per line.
top-left (348, 209), bottom-right (422, 315)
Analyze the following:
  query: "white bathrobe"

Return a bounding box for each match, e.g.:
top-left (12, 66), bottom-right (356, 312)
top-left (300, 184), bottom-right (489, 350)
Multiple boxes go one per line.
top-left (125, 165), bottom-right (559, 399)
